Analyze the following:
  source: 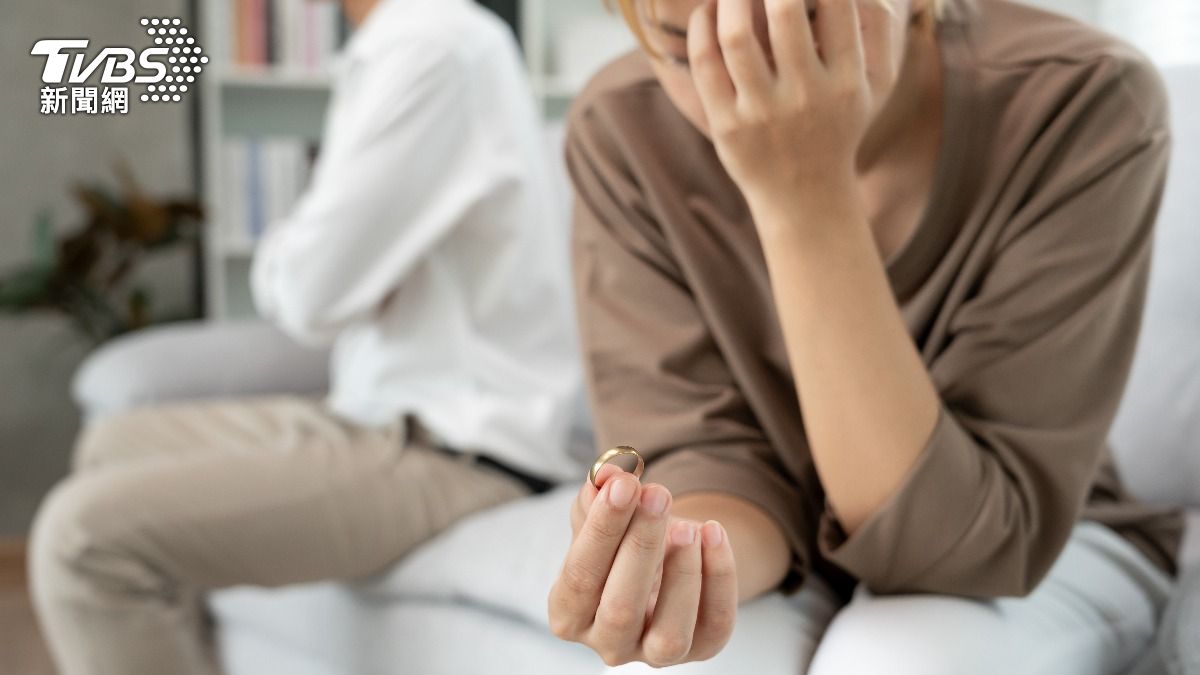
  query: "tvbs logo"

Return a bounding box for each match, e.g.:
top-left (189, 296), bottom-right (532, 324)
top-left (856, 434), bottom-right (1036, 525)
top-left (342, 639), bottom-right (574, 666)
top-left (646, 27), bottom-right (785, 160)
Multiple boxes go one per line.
top-left (32, 17), bottom-right (206, 114)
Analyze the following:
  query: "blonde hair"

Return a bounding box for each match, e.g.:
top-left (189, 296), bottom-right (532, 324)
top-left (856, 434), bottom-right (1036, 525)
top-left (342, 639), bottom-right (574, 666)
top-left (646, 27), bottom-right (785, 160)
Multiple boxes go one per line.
top-left (606, 0), bottom-right (947, 58)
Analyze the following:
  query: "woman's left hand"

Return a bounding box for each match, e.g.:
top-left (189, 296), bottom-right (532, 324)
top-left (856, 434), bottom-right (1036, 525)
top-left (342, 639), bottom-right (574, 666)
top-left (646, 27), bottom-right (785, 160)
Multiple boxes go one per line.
top-left (687, 0), bottom-right (899, 210)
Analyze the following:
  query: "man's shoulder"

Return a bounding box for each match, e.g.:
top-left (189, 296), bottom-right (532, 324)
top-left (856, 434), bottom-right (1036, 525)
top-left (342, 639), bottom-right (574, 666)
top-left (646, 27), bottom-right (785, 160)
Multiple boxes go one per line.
top-left (348, 0), bottom-right (516, 66)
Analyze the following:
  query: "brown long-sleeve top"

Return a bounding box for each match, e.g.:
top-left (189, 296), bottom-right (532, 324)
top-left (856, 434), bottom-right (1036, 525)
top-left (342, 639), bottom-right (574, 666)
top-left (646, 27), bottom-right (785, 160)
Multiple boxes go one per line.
top-left (565, 0), bottom-right (1186, 601)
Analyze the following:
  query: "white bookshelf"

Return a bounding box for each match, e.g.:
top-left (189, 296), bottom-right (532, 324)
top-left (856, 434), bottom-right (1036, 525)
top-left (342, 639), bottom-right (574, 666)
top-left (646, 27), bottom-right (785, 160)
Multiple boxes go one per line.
top-left (200, 0), bottom-right (631, 319)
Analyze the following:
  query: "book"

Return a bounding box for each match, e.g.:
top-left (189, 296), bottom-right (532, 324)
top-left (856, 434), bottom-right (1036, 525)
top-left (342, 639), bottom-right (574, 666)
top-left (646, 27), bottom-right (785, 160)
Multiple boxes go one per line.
top-left (220, 138), bottom-right (316, 250)
top-left (220, 0), bottom-right (344, 72)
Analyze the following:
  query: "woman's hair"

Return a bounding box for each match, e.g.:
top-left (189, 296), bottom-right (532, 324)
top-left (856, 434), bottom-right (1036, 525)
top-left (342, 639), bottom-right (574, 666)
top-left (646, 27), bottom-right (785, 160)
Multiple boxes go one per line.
top-left (606, 0), bottom-right (947, 58)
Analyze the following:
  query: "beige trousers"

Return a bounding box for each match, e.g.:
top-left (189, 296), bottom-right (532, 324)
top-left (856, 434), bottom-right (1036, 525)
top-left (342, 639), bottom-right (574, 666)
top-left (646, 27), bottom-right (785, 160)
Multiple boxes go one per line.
top-left (28, 396), bottom-right (530, 675)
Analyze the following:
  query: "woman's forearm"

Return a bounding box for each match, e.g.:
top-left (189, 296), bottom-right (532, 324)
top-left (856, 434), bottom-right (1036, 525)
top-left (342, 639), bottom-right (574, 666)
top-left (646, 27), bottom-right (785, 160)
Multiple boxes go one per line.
top-left (752, 185), bottom-right (940, 537)
top-left (672, 492), bottom-right (790, 602)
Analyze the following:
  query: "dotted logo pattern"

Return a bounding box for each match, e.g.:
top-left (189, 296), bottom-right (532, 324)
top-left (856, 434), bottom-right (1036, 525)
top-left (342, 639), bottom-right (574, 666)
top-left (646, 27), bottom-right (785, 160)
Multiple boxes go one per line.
top-left (138, 17), bottom-right (207, 103)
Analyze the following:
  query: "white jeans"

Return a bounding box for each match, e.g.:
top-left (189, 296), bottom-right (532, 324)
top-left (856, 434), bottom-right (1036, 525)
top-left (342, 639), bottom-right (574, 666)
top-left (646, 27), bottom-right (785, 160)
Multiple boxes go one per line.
top-left (607, 520), bottom-right (1174, 675)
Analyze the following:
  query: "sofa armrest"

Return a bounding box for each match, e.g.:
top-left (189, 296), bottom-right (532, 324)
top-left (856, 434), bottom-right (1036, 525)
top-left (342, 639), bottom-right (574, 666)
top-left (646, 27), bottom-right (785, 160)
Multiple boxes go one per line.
top-left (1128, 561), bottom-right (1200, 675)
top-left (1158, 562), bottom-right (1200, 675)
top-left (73, 320), bottom-right (330, 421)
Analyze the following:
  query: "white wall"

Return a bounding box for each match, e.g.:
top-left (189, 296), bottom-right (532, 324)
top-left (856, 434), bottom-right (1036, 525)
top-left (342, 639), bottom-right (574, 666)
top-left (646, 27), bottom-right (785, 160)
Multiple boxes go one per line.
top-left (1026, 0), bottom-right (1100, 23)
top-left (1015, 0), bottom-right (1200, 66)
top-left (1100, 0), bottom-right (1200, 66)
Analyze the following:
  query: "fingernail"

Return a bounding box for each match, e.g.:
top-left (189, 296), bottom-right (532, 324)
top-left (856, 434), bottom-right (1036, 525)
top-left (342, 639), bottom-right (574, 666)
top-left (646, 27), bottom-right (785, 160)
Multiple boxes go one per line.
top-left (641, 486), bottom-right (669, 515)
top-left (594, 463), bottom-right (619, 488)
top-left (701, 521), bottom-right (724, 547)
top-left (608, 477), bottom-right (635, 507)
top-left (671, 522), bottom-right (697, 546)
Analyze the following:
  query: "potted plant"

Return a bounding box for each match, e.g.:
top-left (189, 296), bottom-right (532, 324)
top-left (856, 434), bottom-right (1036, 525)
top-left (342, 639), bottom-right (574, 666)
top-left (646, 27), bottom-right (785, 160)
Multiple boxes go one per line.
top-left (0, 163), bottom-right (204, 342)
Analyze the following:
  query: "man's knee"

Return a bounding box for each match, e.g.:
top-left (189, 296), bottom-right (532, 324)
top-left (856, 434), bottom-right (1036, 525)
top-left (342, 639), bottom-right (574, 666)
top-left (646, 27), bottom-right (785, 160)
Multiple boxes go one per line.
top-left (29, 474), bottom-right (164, 601)
top-left (807, 594), bottom-right (1001, 675)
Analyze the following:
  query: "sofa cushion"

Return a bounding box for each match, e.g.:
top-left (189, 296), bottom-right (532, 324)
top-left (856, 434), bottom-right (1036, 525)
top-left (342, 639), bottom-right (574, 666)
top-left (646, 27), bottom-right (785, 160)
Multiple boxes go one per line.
top-left (210, 485), bottom-right (840, 675)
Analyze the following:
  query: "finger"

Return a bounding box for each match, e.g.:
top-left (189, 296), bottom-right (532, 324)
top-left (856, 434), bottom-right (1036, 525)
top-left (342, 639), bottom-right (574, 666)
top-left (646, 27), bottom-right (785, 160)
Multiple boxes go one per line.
top-left (717, 0), bottom-right (773, 101)
top-left (643, 551), bottom-right (667, 623)
top-left (815, 0), bottom-right (865, 75)
top-left (641, 520), bottom-right (702, 667)
top-left (571, 481), bottom-right (593, 535)
top-left (763, 0), bottom-right (818, 80)
top-left (858, 0), bottom-right (898, 89)
top-left (594, 462), bottom-right (623, 488)
top-left (572, 463), bottom-right (624, 534)
top-left (689, 521), bottom-right (738, 661)
top-left (549, 475), bottom-right (641, 638)
top-left (687, 0), bottom-right (735, 121)
top-left (591, 484), bottom-right (673, 657)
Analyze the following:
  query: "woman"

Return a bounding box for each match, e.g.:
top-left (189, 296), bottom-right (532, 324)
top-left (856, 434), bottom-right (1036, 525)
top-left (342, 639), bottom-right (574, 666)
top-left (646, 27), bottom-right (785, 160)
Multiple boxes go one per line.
top-left (548, 0), bottom-right (1185, 672)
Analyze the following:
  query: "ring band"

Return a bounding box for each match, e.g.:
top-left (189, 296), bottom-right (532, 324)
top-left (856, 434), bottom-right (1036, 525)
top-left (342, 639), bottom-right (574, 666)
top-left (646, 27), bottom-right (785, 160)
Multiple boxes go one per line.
top-left (589, 446), bottom-right (644, 488)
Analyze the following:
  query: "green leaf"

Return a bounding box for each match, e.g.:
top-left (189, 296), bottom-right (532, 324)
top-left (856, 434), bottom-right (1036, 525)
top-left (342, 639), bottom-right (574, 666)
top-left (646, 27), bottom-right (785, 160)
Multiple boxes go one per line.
top-left (0, 266), bottom-right (54, 310)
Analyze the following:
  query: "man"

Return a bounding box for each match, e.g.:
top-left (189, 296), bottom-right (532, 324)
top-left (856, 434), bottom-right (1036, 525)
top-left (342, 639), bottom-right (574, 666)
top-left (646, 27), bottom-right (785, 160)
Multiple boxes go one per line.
top-left (29, 1), bottom-right (580, 673)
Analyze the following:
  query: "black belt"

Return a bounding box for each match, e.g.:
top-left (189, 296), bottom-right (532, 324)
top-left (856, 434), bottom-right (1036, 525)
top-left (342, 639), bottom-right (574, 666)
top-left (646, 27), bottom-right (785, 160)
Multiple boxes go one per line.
top-left (437, 445), bottom-right (556, 495)
top-left (472, 452), bottom-right (556, 495)
top-left (403, 414), bottom-right (556, 495)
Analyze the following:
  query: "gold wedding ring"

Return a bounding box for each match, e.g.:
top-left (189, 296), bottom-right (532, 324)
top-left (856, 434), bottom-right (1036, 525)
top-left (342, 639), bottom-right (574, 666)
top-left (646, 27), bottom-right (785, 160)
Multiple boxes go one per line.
top-left (589, 446), bottom-right (645, 488)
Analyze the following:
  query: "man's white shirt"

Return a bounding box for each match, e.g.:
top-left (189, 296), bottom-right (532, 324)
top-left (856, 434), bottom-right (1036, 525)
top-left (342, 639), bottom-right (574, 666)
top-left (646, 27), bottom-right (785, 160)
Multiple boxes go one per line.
top-left (251, 0), bottom-right (582, 481)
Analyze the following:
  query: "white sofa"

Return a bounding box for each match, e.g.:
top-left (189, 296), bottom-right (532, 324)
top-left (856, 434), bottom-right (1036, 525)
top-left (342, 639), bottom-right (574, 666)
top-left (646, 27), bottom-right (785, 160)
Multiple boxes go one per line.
top-left (72, 65), bottom-right (1200, 674)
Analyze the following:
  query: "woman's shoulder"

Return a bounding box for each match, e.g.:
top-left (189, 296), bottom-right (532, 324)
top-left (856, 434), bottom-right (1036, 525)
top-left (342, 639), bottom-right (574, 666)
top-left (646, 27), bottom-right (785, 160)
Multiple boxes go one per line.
top-left (563, 50), bottom-right (690, 155)
top-left (954, 0), bottom-right (1167, 128)
top-left (567, 50), bottom-right (659, 122)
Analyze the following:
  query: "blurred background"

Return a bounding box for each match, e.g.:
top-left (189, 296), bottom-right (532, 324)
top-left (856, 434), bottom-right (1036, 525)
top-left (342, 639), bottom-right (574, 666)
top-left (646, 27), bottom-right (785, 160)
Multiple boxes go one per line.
top-left (1, 0), bottom-right (1198, 563)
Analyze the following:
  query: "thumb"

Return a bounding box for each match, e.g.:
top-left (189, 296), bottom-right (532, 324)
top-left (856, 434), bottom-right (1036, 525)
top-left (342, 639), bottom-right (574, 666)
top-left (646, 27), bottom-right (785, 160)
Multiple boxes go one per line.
top-left (585, 462), bottom-right (623, 507)
top-left (570, 463), bottom-right (625, 533)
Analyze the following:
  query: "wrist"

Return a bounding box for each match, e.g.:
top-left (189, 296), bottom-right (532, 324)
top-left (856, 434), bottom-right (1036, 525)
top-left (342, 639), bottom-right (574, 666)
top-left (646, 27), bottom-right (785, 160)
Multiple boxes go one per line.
top-left (743, 162), bottom-right (857, 215)
top-left (747, 179), bottom-right (865, 245)
top-left (673, 492), bottom-right (790, 601)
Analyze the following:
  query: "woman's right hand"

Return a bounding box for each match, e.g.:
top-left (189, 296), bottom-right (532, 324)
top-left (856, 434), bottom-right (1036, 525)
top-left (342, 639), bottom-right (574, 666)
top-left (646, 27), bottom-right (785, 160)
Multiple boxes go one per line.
top-left (547, 465), bottom-right (738, 667)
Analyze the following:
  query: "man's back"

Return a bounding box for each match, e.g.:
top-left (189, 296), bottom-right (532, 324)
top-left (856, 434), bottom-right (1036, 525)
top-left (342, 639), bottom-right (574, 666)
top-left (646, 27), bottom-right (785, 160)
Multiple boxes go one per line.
top-left (251, 0), bottom-right (581, 481)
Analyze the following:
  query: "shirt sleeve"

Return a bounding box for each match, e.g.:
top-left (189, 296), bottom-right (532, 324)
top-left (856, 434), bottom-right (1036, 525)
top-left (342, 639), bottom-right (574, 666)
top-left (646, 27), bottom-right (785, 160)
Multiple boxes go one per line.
top-left (251, 39), bottom-right (499, 345)
top-left (816, 60), bottom-right (1173, 597)
top-left (566, 108), bottom-right (814, 593)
